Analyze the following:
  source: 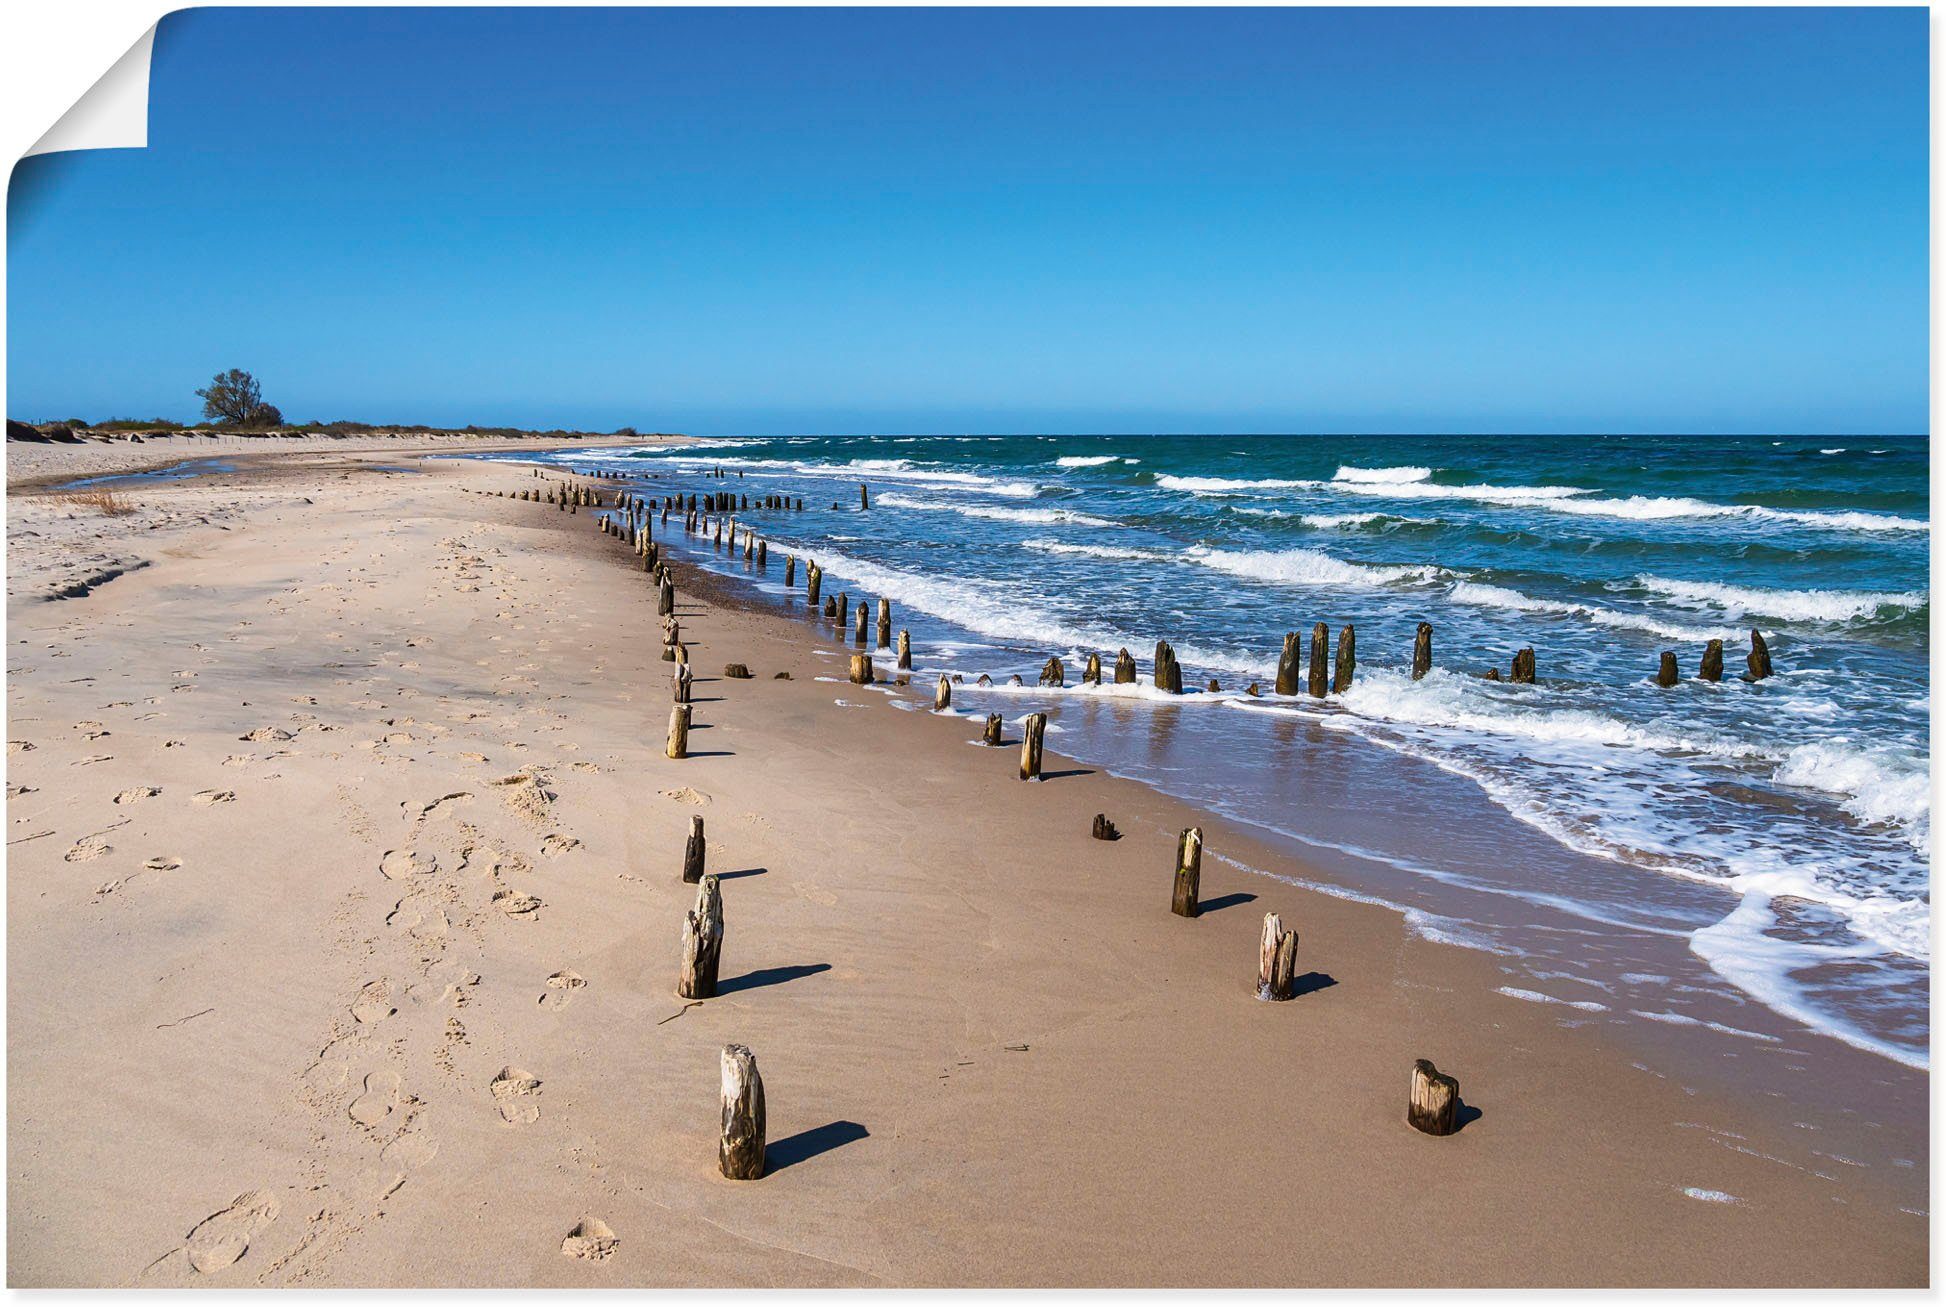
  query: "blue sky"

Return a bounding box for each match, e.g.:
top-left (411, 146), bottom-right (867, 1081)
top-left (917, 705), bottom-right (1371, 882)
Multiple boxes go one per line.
top-left (5, 6), bottom-right (1928, 434)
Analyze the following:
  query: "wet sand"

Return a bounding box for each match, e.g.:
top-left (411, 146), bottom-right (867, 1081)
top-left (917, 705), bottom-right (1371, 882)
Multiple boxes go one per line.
top-left (4, 441), bottom-right (1926, 1286)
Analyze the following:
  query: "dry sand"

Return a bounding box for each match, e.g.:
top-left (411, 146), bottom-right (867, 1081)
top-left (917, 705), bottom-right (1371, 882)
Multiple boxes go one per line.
top-left (4, 439), bottom-right (1927, 1286)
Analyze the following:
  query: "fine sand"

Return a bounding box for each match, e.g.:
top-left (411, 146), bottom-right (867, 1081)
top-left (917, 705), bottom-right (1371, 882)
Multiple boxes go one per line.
top-left (5, 439), bottom-right (1927, 1286)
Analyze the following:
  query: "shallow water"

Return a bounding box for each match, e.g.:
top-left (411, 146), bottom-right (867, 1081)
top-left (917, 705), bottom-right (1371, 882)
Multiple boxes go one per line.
top-left (504, 433), bottom-right (1929, 1069)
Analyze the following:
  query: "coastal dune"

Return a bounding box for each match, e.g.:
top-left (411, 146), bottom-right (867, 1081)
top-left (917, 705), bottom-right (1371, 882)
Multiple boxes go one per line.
top-left (4, 440), bottom-right (1925, 1286)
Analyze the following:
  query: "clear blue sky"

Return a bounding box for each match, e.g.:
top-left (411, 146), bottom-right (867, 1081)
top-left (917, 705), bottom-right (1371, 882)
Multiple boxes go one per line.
top-left (6, 5), bottom-right (1928, 434)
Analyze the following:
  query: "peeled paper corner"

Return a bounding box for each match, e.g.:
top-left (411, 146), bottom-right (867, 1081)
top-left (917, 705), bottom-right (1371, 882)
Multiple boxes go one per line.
top-left (24, 23), bottom-right (158, 158)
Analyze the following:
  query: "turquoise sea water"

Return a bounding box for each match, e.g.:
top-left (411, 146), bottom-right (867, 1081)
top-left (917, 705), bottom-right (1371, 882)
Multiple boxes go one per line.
top-left (514, 433), bottom-right (1929, 1068)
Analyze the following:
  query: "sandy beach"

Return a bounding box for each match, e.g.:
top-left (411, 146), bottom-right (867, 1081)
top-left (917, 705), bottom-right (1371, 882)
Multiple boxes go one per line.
top-left (5, 436), bottom-right (1926, 1287)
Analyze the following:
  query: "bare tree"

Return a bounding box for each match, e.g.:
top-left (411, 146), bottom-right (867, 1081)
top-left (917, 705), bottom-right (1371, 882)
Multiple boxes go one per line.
top-left (195, 369), bottom-right (281, 428)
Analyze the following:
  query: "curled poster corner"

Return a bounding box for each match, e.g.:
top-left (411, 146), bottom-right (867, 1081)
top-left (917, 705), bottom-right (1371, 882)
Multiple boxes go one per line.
top-left (24, 23), bottom-right (158, 158)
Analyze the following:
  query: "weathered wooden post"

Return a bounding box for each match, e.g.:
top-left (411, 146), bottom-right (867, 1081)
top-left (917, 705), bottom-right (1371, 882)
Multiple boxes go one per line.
top-left (1307, 622), bottom-right (1329, 697)
top-left (682, 815), bottom-right (707, 884)
top-left (667, 704), bottom-right (691, 759)
top-left (1511, 647), bottom-right (1535, 684)
top-left (755, 539), bottom-right (767, 569)
top-left (898, 630), bottom-right (913, 671)
top-left (877, 598), bottom-right (892, 649)
top-left (1257, 912), bottom-right (1298, 1001)
top-left (1746, 629), bottom-right (1773, 681)
top-left (1020, 712), bottom-right (1047, 779)
top-left (1154, 641), bottom-right (1182, 694)
top-left (1408, 1059), bottom-right (1460, 1136)
top-left (849, 653), bottom-right (874, 685)
top-left (1172, 827), bottom-right (1203, 917)
top-left (853, 601), bottom-right (869, 645)
top-left (1091, 814), bottom-right (1119, 840)
top-left (1332, 624), bottom-right (1356, 694)
top-left (983, 713), bottom-right (1003, 746)
top-left (1114, 648), bottom-right (1136, 684)
top-left (1412, 622), bottom-right (1433, 680)
top-left (1700, 638), bottom-right (1724, 683)
top-left (806, 564), bottom-right (821, 608)
top-left (678, 875), bottom-right (723, 1000)
top-left (719, 1044), bottom-right (766, 1180)
top-left (859, 483), bottom-right (870, 510)
top-left (674, 665), bottom-right (693, 703)
top-left (1083, 652), bottom-right (1102, 685)
top-left (784, 555), bottom-right (795, 587)
top-left (1655, 651), bottom-right (1679, 687)
top-left (1275, 632), bottom-right (1301, 696)
top-left (934, 673), bottom-right (951, 710)
top-left (1039, 655), bottom-right (1066, 687)
top-left (659, 579), bottom-right (675, 616)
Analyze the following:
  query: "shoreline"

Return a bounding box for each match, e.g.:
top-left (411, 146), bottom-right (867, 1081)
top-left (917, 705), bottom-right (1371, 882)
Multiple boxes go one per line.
top-left (5, 442), bottom-right (1925, 1285)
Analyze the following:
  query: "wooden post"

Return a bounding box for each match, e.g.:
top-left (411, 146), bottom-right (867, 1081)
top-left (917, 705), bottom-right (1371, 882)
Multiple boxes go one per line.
top-left (1039, 655), bottom-right (1065, 687)
top-left (719, 1044), bottom-right (766, 1180)
top-left (1655, 651), bottom-right (1679, 687)
top-left (1275, 632), bottom-right (1301, 696)
top-left (667, 704), bottom-right (691, 759)
top-left (849, 653), bottom-right (874, 685)
top-left (674, 665), bottom-right (693, 703)
top-left (1510, 647), bottom-right (1535, 684)
top-left (1408, 1059), bottom-right (1460, 1136)
top-left (1332, 624), bottom-right (1356, 694)
top-left (806, 565), bottom-right (820, 608)
top-left (983, 713), bottom-right (1003, 746)
top-left (1412, 622), bottom-right (1433, 680)
top-left (784, 556), bottom-right (796, 587)
top-left (853, 601), bottom-right (869, 645)
top-left (1114, 648), bottom-right (1136, 684)
top-left (898, 630), bottom-right (913, 670)
top-left (1257, 912), bottom-right (1298, 1001)
top-left (1083, 652), bottom-right (1102, 685)
top-left (1172, 827), bottom-right (1203, 917)
top-left (1700, 639), bottom-right (1724, 683)
top-left (934, 673), bottom-right (951, 710)
top-left (1307, 622), bottom-right (1329, 697)
top-left (1091, 814), bottom-right (1119, 840)
top-left (859, 483), bottom-right (870, 510)
top-left (1154, 641), bottom-right (1181, 694)
top-left (681, 814), bottom-right (707, 884)
top-left (1746, 629), bottom-right (1773, 681)
top-left (659, 579), bottom-right (675, 616)
top-left (1020, 712), bottom-right (1047, 779)
top-left (877, 598), bottom-right (892, 649)
top-left (678, 875), bottom-right (723, 1000)
top-left (755, 539), bottom-right (767, 569)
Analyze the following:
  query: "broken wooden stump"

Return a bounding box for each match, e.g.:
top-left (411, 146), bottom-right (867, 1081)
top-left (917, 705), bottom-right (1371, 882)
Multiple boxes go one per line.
top-left (1039, 655), bottom-right (1066, 687)
top-left (659, 579), bottom-right (675, 616)
top-left (719, 1044), bottom-right (766, 1180)
top-left (877, 598), bottom-right (892, 649)
top-left (859, 482), bottom-right (870, 510)
top-left (1091, 813), bottom-right (1119, 841)
top-left (853, 601), bottom-right (869, 645)
top-left (1511, 647), bottom-right (1535, 684)
top-left (1257, 912), bottom-right (1298, 1001)
top-left (1412, 622), bottom-right (1433, 680)
top-left (1700, 638), bottom-right (1724, 683)
top-left (723, 663), bottom-right (752, 679)
top-left (933, 673), bottom-right (951, 710)
top-left (674, 665), bottom-right (693, 703)
top-left (849, 653), bottom-right (874, 685)
top-left (678, 875), bottom-right (723, 999)
top-left (1408, 1059), bottom-right (1460, 1136)
top-left (1114, 648), bottom-right (1136, 684)
top-left (1083, 652), bottom-right (1102, 685)
top-left (1172, 827), bottom-right (1203, 917)
top-left (1332, 624), bottom-right (1356, 694)
top-left (1275, 631), bottom-right (1301, 696)
top-left (898, 629), bottom-right (913, 671)
top-left (1206, 678), bottom-right (1221, 693)
top-left (1746, 629), bottom-right (1773, 681)
top-left (783, 555), bottom-right (795, 587)
top-left (1656, 651), bottom-right (1679, 687)
top-left (667, 704), bottom-right (691, 759)
top-left (833, 592), bottom-right (848, 625)
top-left (682, 814), bottom-right (707, 884)
top-left (983, 712), bottom-right (1003, 746)
top-left (1019, 712), bottom-right (1047, 779)
top-left (1307, 622), bottom-right (1329, 697)
top-left (1153, 641), bottom-right (1182, 694)
top-left (805, 564), bottom-right (820, 607)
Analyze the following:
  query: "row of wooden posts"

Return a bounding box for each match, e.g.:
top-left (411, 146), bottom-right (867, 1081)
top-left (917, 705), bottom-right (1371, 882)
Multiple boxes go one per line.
top-left (493, 469), bottom-right (1489, 1175)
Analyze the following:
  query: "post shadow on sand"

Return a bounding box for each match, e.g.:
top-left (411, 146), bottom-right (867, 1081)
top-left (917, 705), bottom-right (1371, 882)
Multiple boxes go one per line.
top-left (1197, 891), bottom-right (1257, 914)
top-left (716, 962), bottom-right (831, 994)
top-left (765, 1120), bottom-right (869, 1173)
top-left (1290, 970), bottom-right (1336, 997)
top-left (1036, 767), bottom-right (1095, 781)
top-left (715, 866), bottom-right (767, 880)
top-left (1451, 1098), bottom-right (1483, 1132)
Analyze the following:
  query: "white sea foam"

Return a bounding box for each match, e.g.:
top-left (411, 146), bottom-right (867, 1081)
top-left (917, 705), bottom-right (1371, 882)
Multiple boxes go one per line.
top-left (1154, 474), bottom-right (1311, 493)
top-left (1022, 538), bottom-right (1168, 563)
top-left (1302, 511), bottom-right (1426, 529)
top-left (1772, 740), bottom-right (1930, 852)
top-left (1496, 986), bottom-right (1609, 1013)
top-left (1447, 580), bottom-right (1734, 642)
top-left (1333, 464), bottom-right (1432, 484)
top-left (876, 491), bottom-right (1115, 527)
top-left (1053, 454), bottom-right (1125, 467)
top-left (1183, 545), bottom-right (1445, 589)
top-left (1682, 1189), bottom-right (1740, 1204)
top-left (1636, 575), bottom-right (1927, 624)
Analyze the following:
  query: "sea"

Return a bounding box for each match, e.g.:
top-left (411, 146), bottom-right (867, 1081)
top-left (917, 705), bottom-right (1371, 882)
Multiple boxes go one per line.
top-left (504, 432), bottom-right (1930, 1071)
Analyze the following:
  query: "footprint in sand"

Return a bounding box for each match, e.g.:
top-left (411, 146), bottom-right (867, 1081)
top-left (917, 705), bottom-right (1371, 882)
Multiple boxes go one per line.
top-left (115, 786), bottom-right (161, 804)
top-left (379, 849), bottom-right (436, 881)
top-left (64, 836), bottom-right (112, 862)
top-left (560, 1218), bottom-right (619, 1261)
top-left (539, 834), bottom-right (581, 858)
top-left (144, 856), bottom-right (183, 872)
top-left (489, 1066), bottom-right (542, 1125)
top-left (239, 727), bottom-right (292, 743)
top-left (381, 1128), bottom-right (439, 1171)
top-left (492, 889), bottom-right (543, 920)
top-left (539, 970), bottom-right (586, 1009)
top-left (409, 792), bottom-right (474, 822)
top-left (661, 787), bottom-right (709, 806)
top-left (143, 1190), bottom-right (282, 1278)
top-left (7, 741), bottom-right (34, 754)
top-left (351, 982), bottom-right (396, 1025)
top-left (192, 790), bottom-right (237, 806)
top-left (348, 1070), bottom-right (402, 1127)
top-left (8, 785), bottom-right (38, 799)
